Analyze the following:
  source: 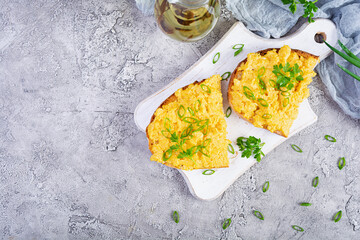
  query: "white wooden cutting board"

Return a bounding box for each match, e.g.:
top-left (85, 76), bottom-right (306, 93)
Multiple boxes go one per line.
top-left (134, 19), bottom-right (337, 201)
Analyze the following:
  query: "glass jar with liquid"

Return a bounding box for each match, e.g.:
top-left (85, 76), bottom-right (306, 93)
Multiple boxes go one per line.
top-left (154, 0), bottom-right (220, 42)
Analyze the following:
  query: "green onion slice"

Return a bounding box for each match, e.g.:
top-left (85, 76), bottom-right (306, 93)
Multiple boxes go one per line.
top-left (283, 97), bottom-right (289, 107)
top-left (262, 181), bottom-right (269, 193)
top-left (226, 107), bottom-right (232, 118)
top-left (312, 176), bottom-right (319, 188)
top-left (177, 105), bottom-right (186, 119)
top-left (232, 44), bottom-right (244, 57)
top-left (201, 84), bottom-right (211, 93)
top-left (182, 117), bottom-right (198, 124)
top-left (258, 67), bottom-right (266, 77)
top-left (300, 202), bottom-right (312, 206)
top-left (262, 113), bottom-right (272, 119)
top-left (187, 107), bottom-right (195, 116)
top-left (324, 135), bottom-right (336, 142)
top-left (163, 149), bottom-right (172, 161)
top-left (213, 52), bottom-right (220, 64)
top-left (227, 143), bottom-right (235, 154)
top-left (338, 157), bottom-right (346, 170)
top-left (257, 98), bottom-right (269, 107)
top-left (291, 144), bottom-right (302, 153)
top-left (253, 210), bottom-right (264, 220)
top-left (164, 118), bottom-right (171, 132)
top-left (173, 211), bottom-right (179, 223)
top-left (181, 124), bottom-right (193, 139)
top-left (243, 86), bottom-right (256, 100)
top-left (202, 169), bottom-right (215, 175)
top-left (221, 72), bottom-right (231, 81)
top-left (281, 91), bottom-right (291, 97)
top-left (194, 99), bottom-right (201, 112)
top-left (199, 147), bottom-right (210, 157)
top-left (202, 138), bottom-right (211, 147)
top-left (222, 218), bottom-right (231, 229)
top-left (269, 79), bottom-right (276, 88)
top-left (292, 225), bottom-right (304, 232)
top-left (333, 210), bottom-right (342, 222)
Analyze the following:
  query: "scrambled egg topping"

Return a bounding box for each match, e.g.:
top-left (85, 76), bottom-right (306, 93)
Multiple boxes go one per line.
top-left (147, 75), bottom-right (230, 170)
top-left (229, 45), bottom-right (319, 137)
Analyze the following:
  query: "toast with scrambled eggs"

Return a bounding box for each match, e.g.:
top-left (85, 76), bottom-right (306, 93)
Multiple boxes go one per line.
top-left (228, 45), bottom-right (319, 137)
top-left (146, 75), bottom-right (230, 170)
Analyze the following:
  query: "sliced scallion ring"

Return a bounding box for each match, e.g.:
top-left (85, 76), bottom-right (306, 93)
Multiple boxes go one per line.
top-left (325, 135), bottom-right (336, 142)
top-left (300, 202), bottom-right (312, 206)
top-left (258, 66), bottom-right (266, 76)
top-left (291, 144), bottom-right (303, 153)
top-left (262, 181), bottom-right (269, 193)
top-left (163, 149), bottom-right (172, 161)
top-left (182, 117), bottom-right (199, 124)
top-left (281, 91), bottom-right (291, 97)
top-left (283, 97), bottom-right (289, 107)
top-left (213, 52), bottom-right (220, 64)
top-left (194, 99), bottom-right (201, 112)
top-left (232, 44), bottom-right (244, 57)
top-left (226, 107), bottom-right (232, 118)
top-left (243, 86), bottom-right (255, 100)
top-left (312, 176), bottom-right (319, 188)
top-left (269, 79), bottom-right (276, 88)
top-left (221, 72), bottom-right (231, 81)
top-left (173, 211), bottom-right (179, 223)
top-left (164, 118), bottom-right (171, 132)
top-left (177, 105), bottom-right (186, 119)
top-left (333, 210), bottom-right (342, 222)
top-left (227, 143), bottom-right (235, 154)
top-left (292, 225), bottom-right (304, 232)
top-left (257, 98), bottom-right (269, 107)
top-left (262, 113), bottom-right (272, 119)
top-left (187, 107), bottom-right (195, 116)
top-left (338, 157), bottom-right (346, 170)
top-left (253, 210), bottom-right (264, 220)
top-left (222, 218), bottom-right (231, 229)
top-left (202, 169), bottom-right (215, 175)
top-left (202, 138), bottom-right (211, 147)
top-left (201, 84), bottom-right (211, 94)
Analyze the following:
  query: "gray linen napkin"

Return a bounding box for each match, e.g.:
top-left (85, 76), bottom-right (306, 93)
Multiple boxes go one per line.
top-left (135, 0), bottom-right (360, 118)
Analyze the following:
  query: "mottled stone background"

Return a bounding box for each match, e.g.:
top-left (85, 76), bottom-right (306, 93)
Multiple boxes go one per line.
top-left (0, 0), bottom-right (359, 239)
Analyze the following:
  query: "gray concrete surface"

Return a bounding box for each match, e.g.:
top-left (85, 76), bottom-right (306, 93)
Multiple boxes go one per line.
top-left (0, 0), bottom-right (359, 239)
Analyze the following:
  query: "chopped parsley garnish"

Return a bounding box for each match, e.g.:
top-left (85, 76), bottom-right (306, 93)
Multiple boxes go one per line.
top-left (281, 0), bottom-right (318, 23)
top-left (236, 136), bottom-right (265, 162)
top-left (272, 62), bottom-right (304, 92)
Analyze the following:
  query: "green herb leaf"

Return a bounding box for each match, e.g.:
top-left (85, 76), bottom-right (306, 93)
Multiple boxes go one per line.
top-left (222, 218), bottom-right (231, 230)
top-left (272, 63), bottom-right (304, 95)
top-left (262, 181), bottom-right (269, 193)
top-left (312, 176), bottom-right (319, 187)
top-left (173, 211), bottom-right (179, 223)
top-left (333, 210), bottom-right (342, 222)
top-left (300, 202), bottom-right (312, 206)
top-left (202, 169), bottom-right (215, 175)
top-left (338, 157), bottom-right (346, 170)
top-left (236, 136), bottom-right (265, 162)
top-left (253, 210), bottom-right (264, 220)
top-left (282, 0), bottom-right (318, 23)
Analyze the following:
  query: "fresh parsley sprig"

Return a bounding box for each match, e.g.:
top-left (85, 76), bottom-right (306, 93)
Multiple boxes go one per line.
top-left (272, 62), bottom-right (303, 91)
top-left (236, 136), bottom-right (265, 162)
top-left (281, 0), bottom-right (318, 23)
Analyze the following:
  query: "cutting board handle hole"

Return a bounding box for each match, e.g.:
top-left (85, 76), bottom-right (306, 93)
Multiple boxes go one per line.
top-left (314, 32), bottom-right (326, 43)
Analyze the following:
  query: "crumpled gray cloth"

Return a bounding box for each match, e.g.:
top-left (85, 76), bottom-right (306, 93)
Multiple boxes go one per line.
top-left (135, 0), bottom-right (360, 118)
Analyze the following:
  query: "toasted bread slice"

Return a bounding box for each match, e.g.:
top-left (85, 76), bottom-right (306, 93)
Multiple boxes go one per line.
top-left (228, 45), bottom-right (319, 137)
top-left (146, 75), bottom-right (230, 170)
